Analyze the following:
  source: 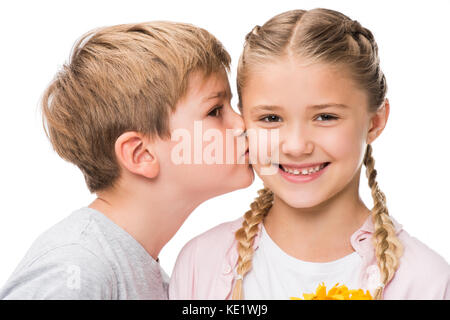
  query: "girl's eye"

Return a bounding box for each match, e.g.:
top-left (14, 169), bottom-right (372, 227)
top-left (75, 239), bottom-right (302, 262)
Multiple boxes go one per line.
top-left (260, 115), bottom-right (282, 122)
top-left (316, 114), bottom-right (338, 121)
top-left (208, 105), bottom-right (223, 117)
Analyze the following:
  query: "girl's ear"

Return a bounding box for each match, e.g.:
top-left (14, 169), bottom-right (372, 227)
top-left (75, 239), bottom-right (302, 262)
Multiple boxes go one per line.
top-left (367, 98), bottom-right (390, 145)
top-left (114, 132), bottom-right (160, 179)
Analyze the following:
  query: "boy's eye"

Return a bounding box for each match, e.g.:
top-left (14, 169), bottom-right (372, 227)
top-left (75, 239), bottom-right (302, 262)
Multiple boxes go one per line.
top-left (260, 114), bottom-right (282, 122)
top-left (315, 113), bottom-right (338, 121)
top-left (208, 105), bottom-right (223, 117)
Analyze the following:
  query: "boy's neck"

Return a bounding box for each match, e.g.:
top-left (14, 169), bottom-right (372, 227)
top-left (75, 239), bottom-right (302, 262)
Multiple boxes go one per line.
top-left (88, 182), bottom-right (201, 261)
top-left (263, 170), bottom-right (371, 263)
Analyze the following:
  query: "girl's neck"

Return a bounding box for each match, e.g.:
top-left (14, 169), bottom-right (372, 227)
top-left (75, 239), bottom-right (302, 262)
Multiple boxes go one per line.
top-left (263, 172), bottom-right (371, 263)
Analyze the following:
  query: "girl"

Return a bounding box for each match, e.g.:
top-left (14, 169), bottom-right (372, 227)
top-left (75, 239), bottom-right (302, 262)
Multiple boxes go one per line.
top-left (169, 8), bottom-right (450, 300)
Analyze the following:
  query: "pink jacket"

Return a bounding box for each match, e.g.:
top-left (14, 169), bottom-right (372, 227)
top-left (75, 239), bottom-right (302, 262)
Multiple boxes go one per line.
top-left (169, 216), bottom-right (450, 299)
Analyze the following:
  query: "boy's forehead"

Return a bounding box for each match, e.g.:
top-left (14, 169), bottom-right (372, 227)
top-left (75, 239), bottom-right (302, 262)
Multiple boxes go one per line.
top-left (187, 69), bottom-right (231, 99)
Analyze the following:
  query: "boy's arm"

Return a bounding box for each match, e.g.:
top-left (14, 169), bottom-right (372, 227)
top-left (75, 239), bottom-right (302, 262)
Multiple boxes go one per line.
top-left (0, 244), bottom-right (115, 300)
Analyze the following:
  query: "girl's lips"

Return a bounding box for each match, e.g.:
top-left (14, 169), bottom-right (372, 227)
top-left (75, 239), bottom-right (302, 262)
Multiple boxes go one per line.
top-left (280, 162), bottom-right (326, 170)
top-left (278, 162), bottom-right (330, 183)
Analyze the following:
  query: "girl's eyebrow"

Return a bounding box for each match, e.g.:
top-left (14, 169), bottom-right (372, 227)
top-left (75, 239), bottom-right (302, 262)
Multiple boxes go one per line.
top-left (250, 105), bottom-right (283, 113)
top-left (308, 103), bottom-right (349, 110)
top-left (250, 103), bottom-right (348, 113)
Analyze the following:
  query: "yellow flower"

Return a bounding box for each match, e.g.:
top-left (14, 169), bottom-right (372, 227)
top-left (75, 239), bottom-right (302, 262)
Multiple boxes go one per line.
top-left (348, 289), bottom-right (373, 300)
top-left (290, 283), bottom-right (372, 300)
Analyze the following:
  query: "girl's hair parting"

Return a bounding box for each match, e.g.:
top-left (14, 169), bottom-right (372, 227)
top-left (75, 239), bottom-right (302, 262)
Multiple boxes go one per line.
top-left (232, 8), bottom-right (403, 300)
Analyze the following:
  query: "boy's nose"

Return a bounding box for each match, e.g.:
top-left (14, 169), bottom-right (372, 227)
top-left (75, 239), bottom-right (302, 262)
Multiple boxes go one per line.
top-left (281, 126), bottom-right (314, 157)
top-left (229, 109), bottom-right (246, 136)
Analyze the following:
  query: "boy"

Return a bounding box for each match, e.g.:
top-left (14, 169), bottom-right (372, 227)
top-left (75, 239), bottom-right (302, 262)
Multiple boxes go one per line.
top-left (0, 21), bottom-right (253, 299)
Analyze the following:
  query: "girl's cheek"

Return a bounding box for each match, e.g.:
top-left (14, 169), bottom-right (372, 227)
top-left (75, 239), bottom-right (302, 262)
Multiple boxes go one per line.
top-left (320, 123), bottom-right (365, 163)
top-left (246, 127), bottom-right (275, 165)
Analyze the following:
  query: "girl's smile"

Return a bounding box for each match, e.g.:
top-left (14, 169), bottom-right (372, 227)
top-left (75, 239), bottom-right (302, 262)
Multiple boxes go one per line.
top-left (277, 161), bottom-right (331, 183)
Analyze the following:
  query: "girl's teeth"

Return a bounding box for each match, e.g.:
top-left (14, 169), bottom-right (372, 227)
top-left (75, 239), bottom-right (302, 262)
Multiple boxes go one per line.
top-left (282, 163), bottom-right (326, 175)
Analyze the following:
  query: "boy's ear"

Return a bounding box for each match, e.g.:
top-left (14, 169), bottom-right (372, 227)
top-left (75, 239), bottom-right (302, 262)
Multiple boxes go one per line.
top-left (114, 132), bottom-right (160, 179)
top-left (367, 98), bottom-right (390, 145)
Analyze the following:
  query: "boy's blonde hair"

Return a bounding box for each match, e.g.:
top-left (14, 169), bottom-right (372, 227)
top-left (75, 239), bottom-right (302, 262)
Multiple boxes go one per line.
top-left (41, 21), bottom-right (230, 193)
top-left (233, 9), bottom-right (403, 300)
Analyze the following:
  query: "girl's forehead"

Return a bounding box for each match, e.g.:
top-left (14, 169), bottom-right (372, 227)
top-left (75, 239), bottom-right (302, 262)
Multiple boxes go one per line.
top-left (247, 57), bottom-right (351, 85)
top-left (242, 58), bottom-right (368, 110)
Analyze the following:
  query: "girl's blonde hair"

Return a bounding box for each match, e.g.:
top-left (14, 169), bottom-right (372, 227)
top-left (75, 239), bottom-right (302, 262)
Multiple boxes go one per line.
top-left (232, 8), bottom-right (403, 300)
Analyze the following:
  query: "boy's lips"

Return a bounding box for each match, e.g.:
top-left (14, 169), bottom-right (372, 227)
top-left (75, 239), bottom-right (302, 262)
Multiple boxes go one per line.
top-left (239, 146), bottom-right (250, 162)
top-left (244, 148), bottom-right (250, 160)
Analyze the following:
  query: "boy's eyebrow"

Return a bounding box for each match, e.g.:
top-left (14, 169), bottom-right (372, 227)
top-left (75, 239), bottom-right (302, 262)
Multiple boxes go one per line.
top-left (202, 90), bottom-right (232, 102)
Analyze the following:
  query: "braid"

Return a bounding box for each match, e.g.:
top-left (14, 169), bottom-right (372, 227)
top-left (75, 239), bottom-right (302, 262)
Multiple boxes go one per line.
top-left (363, 144), bottom-right (403, 299)
top-left (343, 19), bottom-right (387, 109)
top-left (232, 187), bottom-right (274, 300)
top-left (345, 20), bottom-right (375, 42)
top-left (245, 25), bottom-right (261, 41)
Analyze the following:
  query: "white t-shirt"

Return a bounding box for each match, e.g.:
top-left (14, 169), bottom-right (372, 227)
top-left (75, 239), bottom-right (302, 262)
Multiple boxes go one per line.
top-left (243, 224), bottom-right (363, 300)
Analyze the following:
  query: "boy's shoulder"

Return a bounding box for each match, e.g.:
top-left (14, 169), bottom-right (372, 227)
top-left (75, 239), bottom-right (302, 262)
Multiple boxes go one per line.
top-left (0, 208), bottom-right (117, 299)
top-left (17, 207), bottom-right (110, 266)
top-left (2, 207), bottom-right (170, 299)
top-left (0, 240), bottom-right (115, 299)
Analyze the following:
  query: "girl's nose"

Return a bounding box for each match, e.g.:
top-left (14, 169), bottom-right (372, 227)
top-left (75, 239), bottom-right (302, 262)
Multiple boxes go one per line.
top-left (281, 125), bottom-right (314, 157)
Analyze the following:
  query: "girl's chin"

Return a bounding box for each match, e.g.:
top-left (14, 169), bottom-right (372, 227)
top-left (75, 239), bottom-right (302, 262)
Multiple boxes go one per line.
top-left (274, 191), bottom-right (328, 209)
top-left (283, 199), bottom-right (324, 209)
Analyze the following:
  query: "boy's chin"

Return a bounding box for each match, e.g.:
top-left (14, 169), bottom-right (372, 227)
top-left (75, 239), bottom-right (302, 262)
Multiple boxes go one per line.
top-left (238, 165), bottom-right (255, 187)
top-left (238, 168), bottom-right (255, 189)
top-left (213, 168), bottom-right (255, 196)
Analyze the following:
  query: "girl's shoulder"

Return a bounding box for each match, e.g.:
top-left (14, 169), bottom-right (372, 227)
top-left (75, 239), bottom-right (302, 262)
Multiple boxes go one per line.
top-left (174, 217), bottom-right (243, 266)
top-left (387, 227), bottom-right (450, 299)
top-left (399, 228), bottom-right (449, 275)
top-left (169, 218), bottom-right (243, 299)
top-left (362, 216), bottom-right (448, 276)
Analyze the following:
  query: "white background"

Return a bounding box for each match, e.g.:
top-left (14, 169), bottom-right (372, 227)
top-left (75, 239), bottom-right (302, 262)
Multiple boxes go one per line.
top-left (1, 0), bottom-right (449, 288)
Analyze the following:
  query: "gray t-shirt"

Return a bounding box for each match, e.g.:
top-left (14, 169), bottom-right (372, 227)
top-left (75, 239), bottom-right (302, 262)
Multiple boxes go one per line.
top-left (0, 207), bottom-right (169, 299)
